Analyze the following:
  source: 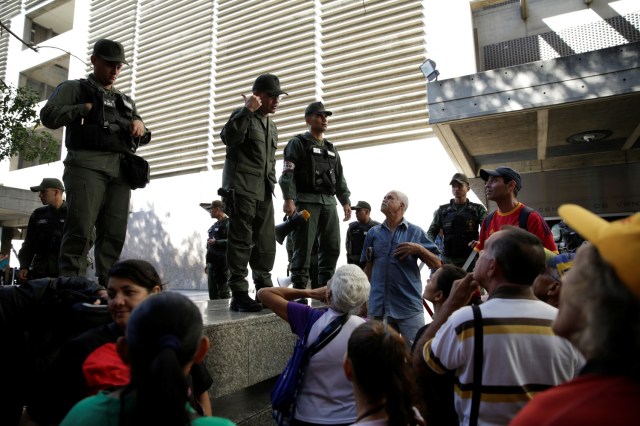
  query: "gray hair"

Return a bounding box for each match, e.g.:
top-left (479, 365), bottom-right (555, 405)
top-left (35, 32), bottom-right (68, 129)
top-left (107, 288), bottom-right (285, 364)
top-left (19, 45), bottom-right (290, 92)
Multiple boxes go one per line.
top-left (568, 244), bottom-right (640, 372)
top-left (329, 264), bottom-right (370, 313)
top-left (391, 190), bottom-right (409, 212)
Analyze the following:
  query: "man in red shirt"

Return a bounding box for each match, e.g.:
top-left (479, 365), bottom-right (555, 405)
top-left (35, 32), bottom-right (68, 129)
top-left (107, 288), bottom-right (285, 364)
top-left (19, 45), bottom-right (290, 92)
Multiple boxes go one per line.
top-left (475, 167), bottom-right (557, 253)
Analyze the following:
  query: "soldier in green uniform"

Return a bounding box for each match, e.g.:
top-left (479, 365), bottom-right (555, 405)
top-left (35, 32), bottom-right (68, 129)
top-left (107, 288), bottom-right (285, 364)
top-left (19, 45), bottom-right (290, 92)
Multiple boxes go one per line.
top-left (17, 178), bottom-right (67, 281)
top-left (427, 173), bottom-right (487, 268)
top-left (346, 201), bottom-right (380, 269)
top-left (40, 39), bottom-right (149, 286)
top-left (205, 200), bottom-right (231, 300)
top-left (219, 74), bottom-right (286, 312)
top-left (279, 102), bottom-right (351, 294)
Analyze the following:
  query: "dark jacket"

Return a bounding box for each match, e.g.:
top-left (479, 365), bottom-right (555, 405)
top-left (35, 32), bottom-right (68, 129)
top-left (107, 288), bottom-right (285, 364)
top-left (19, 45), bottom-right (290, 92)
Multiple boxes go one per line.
top-left (220, 107), bottom-right (278, 201)
top-left (207, 217), bottom-right (229, 261)
top-left (18, 202), bottom-right (67, 278)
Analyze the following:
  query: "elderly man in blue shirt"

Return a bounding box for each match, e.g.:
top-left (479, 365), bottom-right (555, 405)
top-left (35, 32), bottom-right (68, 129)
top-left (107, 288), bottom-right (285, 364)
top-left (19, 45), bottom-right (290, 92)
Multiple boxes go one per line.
top-left (361, 190), bottom-right (442, 344)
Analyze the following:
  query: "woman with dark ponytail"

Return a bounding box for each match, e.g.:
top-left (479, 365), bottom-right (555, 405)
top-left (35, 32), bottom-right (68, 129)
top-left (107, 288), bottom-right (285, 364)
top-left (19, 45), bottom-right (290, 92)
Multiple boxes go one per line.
top-left (61, 292), bottom-right (234, 426)
top-left (344, 321), bottom-right (425, 426)
top-left (26, 260), bottom-right (214, 424)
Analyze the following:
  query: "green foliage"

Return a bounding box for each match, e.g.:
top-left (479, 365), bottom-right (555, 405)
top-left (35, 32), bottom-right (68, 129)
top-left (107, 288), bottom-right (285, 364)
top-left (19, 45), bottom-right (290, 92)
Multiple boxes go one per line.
top-left (0, 81), bottom-right (59, 163)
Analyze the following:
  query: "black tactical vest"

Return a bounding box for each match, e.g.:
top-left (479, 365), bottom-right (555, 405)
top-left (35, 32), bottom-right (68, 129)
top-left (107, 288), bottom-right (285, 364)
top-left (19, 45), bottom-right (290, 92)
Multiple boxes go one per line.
top-left (207, 217), bottom-right (229, 260)
top-left (347, 220), bottom-right (379, 259)
top-left (293, 134), bottom-right (338, 195)
top-left (31, 204), bottom-right (67, 254)
top-left (65, 79), bottom-right (139, 153)
top-left (440, 202), bottom-right (480, 258)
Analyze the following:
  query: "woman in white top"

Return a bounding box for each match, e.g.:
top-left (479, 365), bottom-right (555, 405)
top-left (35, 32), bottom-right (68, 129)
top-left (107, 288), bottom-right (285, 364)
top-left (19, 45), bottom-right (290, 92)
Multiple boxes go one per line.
top-left (259, 264), bottom-right (370, 426)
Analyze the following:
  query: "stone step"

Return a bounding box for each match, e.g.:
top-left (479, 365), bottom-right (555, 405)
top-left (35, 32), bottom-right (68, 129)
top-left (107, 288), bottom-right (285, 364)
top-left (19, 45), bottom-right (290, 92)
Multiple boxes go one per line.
top-left (192, 298), bottom-right (295, 399)
top-left (211, 376), bottom-right (277, 426)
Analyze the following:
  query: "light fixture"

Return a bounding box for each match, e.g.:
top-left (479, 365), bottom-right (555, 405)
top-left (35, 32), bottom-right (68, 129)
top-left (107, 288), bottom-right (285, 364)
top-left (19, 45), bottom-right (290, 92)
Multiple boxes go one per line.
top-left (566, 130), bottom-right (612, 144)
top-left (419, 59), bottom-right (440, 82)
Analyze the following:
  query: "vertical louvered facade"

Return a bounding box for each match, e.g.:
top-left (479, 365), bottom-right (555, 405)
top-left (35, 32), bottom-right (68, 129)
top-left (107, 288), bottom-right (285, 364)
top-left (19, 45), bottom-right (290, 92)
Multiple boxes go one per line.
top-left (133, 0), bottom-right (215, 176)
top-left (321, 0), bottom-right (431, 149)
top-left (0, 2), bottom-right (22, 81)
top-left (2, 0), bottom-right (437, 289)
top-left (67, 0), bottom-right (430, 179)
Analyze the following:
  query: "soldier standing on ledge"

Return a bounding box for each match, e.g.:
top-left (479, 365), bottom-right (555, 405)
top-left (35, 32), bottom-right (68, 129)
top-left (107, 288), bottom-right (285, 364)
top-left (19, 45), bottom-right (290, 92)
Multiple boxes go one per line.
top-left (427, 173), bottom-right (487, 268)
top-left (40, 39), bottom-right (150, 286)
top-left (18, 178), bottom-right (67, 281)
top-left (220, 74), bottom-right (286, 312)
top-left (345, 201), bottom-right (379, 269)
top-left (279, 102), bottom-right (351, 295)
top-left (206, 200), bottom-right (231, 300)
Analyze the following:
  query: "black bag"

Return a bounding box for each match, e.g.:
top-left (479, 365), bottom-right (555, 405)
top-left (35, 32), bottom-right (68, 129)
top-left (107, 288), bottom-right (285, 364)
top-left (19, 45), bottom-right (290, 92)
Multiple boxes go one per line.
top-left (271, 312), bottom-right (350, 426)
top-left (121, 153), bottom-right (150, 189)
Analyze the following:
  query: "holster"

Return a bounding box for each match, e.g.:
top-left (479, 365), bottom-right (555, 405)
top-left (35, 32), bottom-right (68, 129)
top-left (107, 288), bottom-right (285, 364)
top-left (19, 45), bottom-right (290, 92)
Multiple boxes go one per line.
top-left (218, 188), bottom-right (236, 217)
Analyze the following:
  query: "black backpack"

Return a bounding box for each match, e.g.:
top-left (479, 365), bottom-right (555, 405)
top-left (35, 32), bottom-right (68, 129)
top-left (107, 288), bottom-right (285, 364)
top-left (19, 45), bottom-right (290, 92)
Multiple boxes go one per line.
top-left (482, 205), bottom-right (534, 232)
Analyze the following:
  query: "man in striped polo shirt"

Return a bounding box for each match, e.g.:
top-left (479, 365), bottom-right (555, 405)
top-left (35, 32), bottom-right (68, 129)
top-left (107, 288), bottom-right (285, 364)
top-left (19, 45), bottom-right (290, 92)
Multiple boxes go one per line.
top-left (413, 226), bottom-right (582, 426)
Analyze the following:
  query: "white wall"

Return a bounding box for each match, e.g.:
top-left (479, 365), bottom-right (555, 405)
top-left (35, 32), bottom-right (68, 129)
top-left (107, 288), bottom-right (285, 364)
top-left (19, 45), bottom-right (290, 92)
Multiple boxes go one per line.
top-left (422, 0), bottom-right (478, 79)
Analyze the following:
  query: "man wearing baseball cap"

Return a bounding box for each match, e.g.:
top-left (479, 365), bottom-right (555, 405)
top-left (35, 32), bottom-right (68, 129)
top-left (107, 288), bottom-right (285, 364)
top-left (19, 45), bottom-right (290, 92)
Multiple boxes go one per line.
top-left (279, 101), bottom-right (352, 296)
top-left (512, 206), bottom-right (640, 425)
top-left (345, 201), bottom-right (380, 268)
top-left (475, 166), bottom-right (557, 252)
top-left (219, 74), bottom-right (288, 312)
top-left (40, 38), bottom-right (150, 286)
top-left (17, 178), bottom-right (67, 281)
top-left (427, 173), bottom-right (487, 268)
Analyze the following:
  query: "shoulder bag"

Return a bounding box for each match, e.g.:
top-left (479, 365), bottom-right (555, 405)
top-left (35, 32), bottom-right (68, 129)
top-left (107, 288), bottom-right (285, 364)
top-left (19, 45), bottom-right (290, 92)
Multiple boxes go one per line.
top-left (271, 312), bottom-right (350, 426)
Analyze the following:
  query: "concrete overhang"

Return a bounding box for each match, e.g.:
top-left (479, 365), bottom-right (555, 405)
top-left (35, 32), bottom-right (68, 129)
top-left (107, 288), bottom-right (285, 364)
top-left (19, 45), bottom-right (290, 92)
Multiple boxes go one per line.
top-left (427, 41), bottom-right (640, 217)
top-left (0, 186), bottom-right (41, 228)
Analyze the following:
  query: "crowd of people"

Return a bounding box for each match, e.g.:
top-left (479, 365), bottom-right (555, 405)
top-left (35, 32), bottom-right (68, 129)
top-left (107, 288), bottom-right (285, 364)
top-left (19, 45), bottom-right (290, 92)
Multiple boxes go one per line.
top-left (2, 36), bottom-right (639, 426)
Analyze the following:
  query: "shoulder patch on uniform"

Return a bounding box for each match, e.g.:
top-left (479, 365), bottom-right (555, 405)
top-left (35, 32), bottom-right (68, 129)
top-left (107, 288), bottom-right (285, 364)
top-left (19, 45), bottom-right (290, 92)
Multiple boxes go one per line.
top-left (283, 160), bottom-right (295, 173)
top-left (120, 97), bottom-right (133, 110)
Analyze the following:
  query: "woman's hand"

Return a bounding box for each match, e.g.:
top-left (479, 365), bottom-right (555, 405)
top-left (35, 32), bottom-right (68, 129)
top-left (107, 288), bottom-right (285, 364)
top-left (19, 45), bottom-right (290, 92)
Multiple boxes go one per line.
top-left (308, 286), bottom-right (327, 303)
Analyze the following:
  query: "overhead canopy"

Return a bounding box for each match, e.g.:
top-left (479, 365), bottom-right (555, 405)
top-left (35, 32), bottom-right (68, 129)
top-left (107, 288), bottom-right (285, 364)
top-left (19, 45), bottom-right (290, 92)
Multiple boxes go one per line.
top-left (427, 42), bottom-right (640, 217)
top-left (0, 186), bottom-right (40, 228)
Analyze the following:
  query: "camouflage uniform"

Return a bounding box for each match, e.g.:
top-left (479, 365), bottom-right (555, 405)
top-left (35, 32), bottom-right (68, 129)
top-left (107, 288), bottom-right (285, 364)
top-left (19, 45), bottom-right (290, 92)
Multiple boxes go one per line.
top-left (427, 199), bottom-right (487, 268)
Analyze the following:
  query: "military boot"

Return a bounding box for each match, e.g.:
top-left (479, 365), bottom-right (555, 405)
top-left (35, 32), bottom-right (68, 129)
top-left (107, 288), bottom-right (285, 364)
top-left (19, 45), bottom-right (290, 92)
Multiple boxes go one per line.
top-left (229, 291), bottom-right (262, 312)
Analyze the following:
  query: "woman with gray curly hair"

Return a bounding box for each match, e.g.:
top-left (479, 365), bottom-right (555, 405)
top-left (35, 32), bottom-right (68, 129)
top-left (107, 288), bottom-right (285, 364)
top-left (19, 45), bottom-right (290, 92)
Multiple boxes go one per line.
top-left (258, 264), bottom-right (370, 426)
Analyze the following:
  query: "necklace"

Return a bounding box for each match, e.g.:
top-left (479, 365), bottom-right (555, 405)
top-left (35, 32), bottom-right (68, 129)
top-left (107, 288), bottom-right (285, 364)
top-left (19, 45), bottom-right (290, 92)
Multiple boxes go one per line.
top-left (355, 404), bottom-right (386, 423)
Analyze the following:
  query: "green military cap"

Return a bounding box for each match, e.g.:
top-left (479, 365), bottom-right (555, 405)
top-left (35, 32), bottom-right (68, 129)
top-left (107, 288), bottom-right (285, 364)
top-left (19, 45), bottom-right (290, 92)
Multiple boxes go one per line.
top-left (30, 178), bottom-right (64, 192)
top-left (305, 101), bottom-right (332, 116)
top-left (450, 173), bottom-right (470, 185)
top-left (252, 74), bottom-right (288, 96)
top-left (93, 39), bottom-right (128, 65)
top-left (351, 201), bottom-right (371, 210)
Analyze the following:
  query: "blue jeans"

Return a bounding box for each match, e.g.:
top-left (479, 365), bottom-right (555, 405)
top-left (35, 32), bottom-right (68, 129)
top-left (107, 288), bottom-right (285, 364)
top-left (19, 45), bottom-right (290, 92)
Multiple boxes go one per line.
top-left (374, 311), bottom-right (425, 346)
